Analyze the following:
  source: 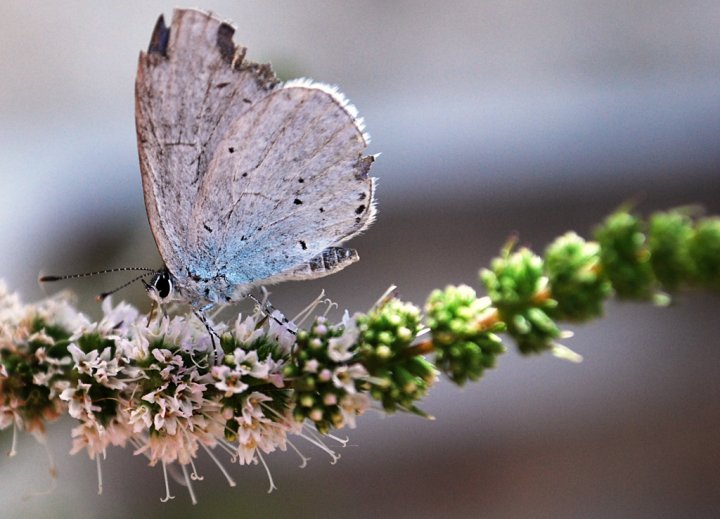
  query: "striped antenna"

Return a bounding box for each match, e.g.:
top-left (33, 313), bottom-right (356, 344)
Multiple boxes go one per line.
top-left (39, 267), bottom-right (156, 283)
top-left (97, 271), bottom-right (157, 301)
top-left (40, 267), bottom-right (159, 302)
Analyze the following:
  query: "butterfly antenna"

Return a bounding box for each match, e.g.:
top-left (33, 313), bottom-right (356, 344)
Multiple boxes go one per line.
top-left (97, 272), bottom-right (156, 302)
top-left (39, 267), bottom-right (156, 283)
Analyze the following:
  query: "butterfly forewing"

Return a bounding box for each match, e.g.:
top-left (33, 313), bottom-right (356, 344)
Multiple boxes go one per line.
top-left (136, 9), bottom-right (278, 277)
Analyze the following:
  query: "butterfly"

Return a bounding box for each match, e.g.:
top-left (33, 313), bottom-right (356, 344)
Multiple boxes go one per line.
top-left (135, 9), bottom-right (376, 316)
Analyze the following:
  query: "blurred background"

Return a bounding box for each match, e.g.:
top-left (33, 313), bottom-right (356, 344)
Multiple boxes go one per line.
top-left (1, 1), bottom-right (719, 517)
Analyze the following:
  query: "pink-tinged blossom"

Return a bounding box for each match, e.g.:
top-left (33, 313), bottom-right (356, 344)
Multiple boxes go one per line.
top-left (332, 364), bottom-right (368, 394)
top-left (339, 393), bottom-right (371, 429)
top-left (233, 392), bottom-right (291, 465)
top-left (211, 365), bottom-right (249, 396)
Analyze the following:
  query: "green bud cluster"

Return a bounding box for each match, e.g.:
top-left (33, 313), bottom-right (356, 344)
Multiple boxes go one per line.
top-left (356, 300), bottom-right (437, 415)
top-left (688, 217), bottom-right (720, 289)
top-left (647, 211), bottom-right (695, 290)
top-left (285, 317), bottom-right (357, 434)
top-left (594, 211), bottom-right (659, 299)
top-left (544, 232), bottom-right (611, 321)
top-left (481, 248), bottom-right (561, 355)
top-left (425, 285), bottom-right (505, 385)
top-left (595, 209), bottom-right (720, 297)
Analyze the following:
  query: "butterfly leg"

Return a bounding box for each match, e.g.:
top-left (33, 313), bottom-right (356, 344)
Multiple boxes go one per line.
top-left (247, 289), bottom-right (298, 336)
top-left (193, 304), bottom-right (222, 355)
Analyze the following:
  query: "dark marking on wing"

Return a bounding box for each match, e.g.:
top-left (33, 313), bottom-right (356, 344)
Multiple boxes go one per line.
top-left (147, 15), bottom-right (170, 56)
top-left (228, 147), bottom-right (235, 153)
top-left (355, 204), bottom-right (366, 215)
top-left (354, 155), bottom-right (375, 180)
top-left (294, 198), bottom-right (303, 205)
top-left (216, 22), bottom-right (237, 63)
top-left (203, 223), bottom-right (213, 233)
top-left (216, 82), bottom-right (230, 88)
top-left (299, 240), bottom-right (307, 250)
top-left (298, 177), bottom-right (305, 183)
top-left (309, 247), bottom-right (357, 272)
top-left (243, 98), bottom-right (252, 104)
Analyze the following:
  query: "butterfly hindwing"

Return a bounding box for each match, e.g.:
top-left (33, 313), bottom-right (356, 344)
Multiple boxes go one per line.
top-left (187, 83), bottom-right (375, 288)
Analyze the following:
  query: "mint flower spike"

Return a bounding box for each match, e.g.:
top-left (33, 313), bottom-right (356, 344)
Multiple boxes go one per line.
top-left (1, 206), bottom-right (719, 503)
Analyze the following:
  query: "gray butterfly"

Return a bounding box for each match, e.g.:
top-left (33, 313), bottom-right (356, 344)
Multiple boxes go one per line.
top-left (136, 9), bottom-right (376, 315)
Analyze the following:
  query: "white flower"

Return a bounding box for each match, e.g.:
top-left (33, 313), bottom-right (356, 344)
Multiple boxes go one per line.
top-left (128, 404), bottom-right (153, 432)
top-left (332, 364), bottom-right (367, 394)
top-left (267, 311), bottom-right (297, 352)
top-left (68, 344), bottom-right (125, 389)
top-left (339, 393), bottom-right (370, 429)
top-left (211, 365), bottom-right (249, 397)
top-left (326, 311), bottom-right (361, 362)
top-left (265, 357), bottom-right (287, 388)
top-left (327, 335), bottom-right (354, 362)
top-left (232, 349), bottom-right (270, 379)
top-left (233, 392), bottom-right (291, 464)
top-left (233, 314), bottom-right (266, 344)
top-left (0, 281), bottom-right (24, 328)
top-left (98, 297), bottom-right (141, 336)
top-left (60, 381), bottom-right (99, 420)
top-left (35, 292), bottom-right (89, 334)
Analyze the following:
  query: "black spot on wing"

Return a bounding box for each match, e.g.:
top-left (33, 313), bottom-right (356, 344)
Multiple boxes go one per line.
top-left (299, 240), bottom-right (307, 250)
top-left (355, 204), bottom-right (366, 215)
top-left (294, 198), bottom-right (303, 205)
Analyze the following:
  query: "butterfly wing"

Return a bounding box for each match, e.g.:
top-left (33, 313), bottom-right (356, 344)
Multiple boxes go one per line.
top-left (186, 81), bottom-right (375, 291)
top-left (135, 8), bottom-right (278, 279)
top-left (136, 9), bottom-right (376, 302)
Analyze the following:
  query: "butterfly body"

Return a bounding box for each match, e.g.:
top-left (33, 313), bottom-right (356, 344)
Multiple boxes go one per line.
top-left (136, 9), bottom-right (376, 309)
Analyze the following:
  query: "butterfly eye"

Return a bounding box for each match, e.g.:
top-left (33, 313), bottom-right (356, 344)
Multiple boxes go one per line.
top-left (151, 271), bottom-right (173, 300)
